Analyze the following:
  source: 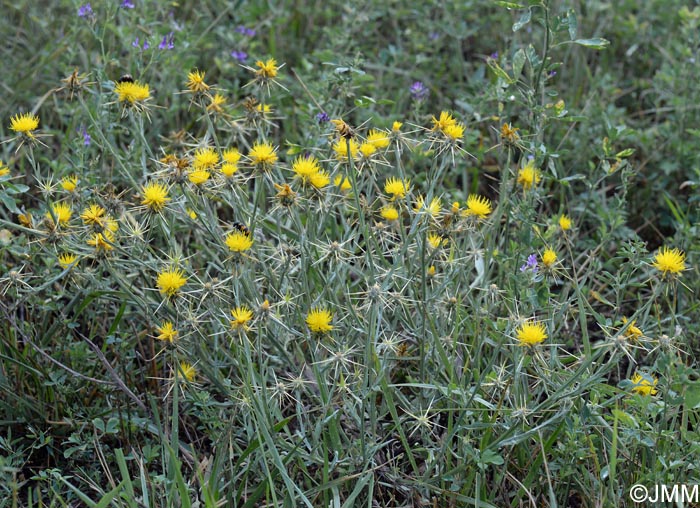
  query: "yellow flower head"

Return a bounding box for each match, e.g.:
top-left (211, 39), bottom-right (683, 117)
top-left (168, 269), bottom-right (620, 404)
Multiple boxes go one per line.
top-left (359, 142), bottom-right (377, 158)
top-left (292, 155), bottom-right (321, 182)
top-left (114, 80), bottom-right (150, 104)
top-left (309, 170), bottom-right (330, 189)
top-left (249, 141), bottom-right (278, 169)
top-left (61, 175), bottom-right (78, 192)
top-left (517, 160), bottom-right (542, 190)
top-left (334, 175), bottom-right (352, 192)
top-left (516, 320), bottom-right (547, 346)
top-left (58, 253), bottom-right (78, 269)
top-left (465, 194), bottom-right (492, 219)
top-left (652, 246), bottom-right (686, 276)
top-left (630, 372), bottom-right (658, 396)
top-left (500, 123), bottom-right (520, 144)
top-left (207, 93), bottom-right (226, 113)
top-left (10, 113), bottom-right (39, 137)
top-left (193, 147), bottom-right (219, 170)
top-left (392, 121), bottom-right (403, 133)
top-left (255, 58), bottom-right (280, 79)
top-left (306, 307), bottom-right (333, 333)
top-left (186, 70), bottom-right (210, 94)
top-left (621, 317), bottom-right (643, 340)
top-left (46, 202), bottom-right (72, 226)
top-left (380, 205), bottom-right (399, 221)
top-left (0, 160), bottom-right (9, 177)
top-left (443, 122), bottom-right (465, 141)
top-left (427, 232), bottom-right (447, 249)
top-left (87, 230), bottom-right (115, 252)
top-left (558, 214), bottom-right (572, 231)
top-left (230, 306), bottom-right (254, 330)
top-left (188, 169), bottom-right (211, 185)
top-left (222, 147), bottom-right (241, 164)
top-left (366, 129), bottom-right (390, 149)
top-left (141, 182), bottom-right (170, 212)
top-left (541, 248), bottom-right (557, 268)
top-left (157, 268), bottom-right (187, 297)
top-left (225, 230), bottom-right (254, 252)
top-left (156, 321), bottom-right (178, 343)
top-left (179, 361), bottom-right (196, 382)
top-left (431, 111), bottom-right (457, 132)
top-left (384, 177), bottom-right (410, 200)
top-left (332, 138), bottom-right (360, 161)
top-left (414, 195), bottom-right (442, 217)
top-left (80, 204), bottom-right (107, 227)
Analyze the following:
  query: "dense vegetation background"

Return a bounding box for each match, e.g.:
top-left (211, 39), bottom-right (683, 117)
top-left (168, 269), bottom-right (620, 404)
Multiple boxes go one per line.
top-left (1, 1), bottom-right (699, 506)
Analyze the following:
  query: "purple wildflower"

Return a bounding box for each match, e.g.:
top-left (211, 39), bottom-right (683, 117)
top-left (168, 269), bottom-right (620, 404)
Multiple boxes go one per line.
top-left (490, 52), bottom-right (499, 60)
top-left (78, 3), bottom-right (93, 17)
top-left (120, 0), bottom-right (135, 7)
top-left (316, 112), bottom-right (330, 124)
top-left (159, 32), bottom-right (175, 50)
top-left (409, 81), bottom-right (429, 101)
top-left (230, 50), bottom-right (248, 62)
top-left (142, 39), bottom-right (149, 50)
top-left (520, 254), bottom-right (538, 273)
top-left (236, 25), bottom-right (255, 37)
top-left (77, 126), bottom-right (91, 146)
top-left (132, 37), bottom-right (140, 48)
top-left (428, 31), bottom-right (439, 41)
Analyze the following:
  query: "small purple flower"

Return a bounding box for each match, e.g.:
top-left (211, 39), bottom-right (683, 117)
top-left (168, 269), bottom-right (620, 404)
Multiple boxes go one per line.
top-left (230, 50), bottom-right (247, 62)
top-left (120, 0), bottom-right (135, 7)
top-left (132, 37), bottom-right (140, 48)
top-left (236, 25), bottom-right (255, 37)
top-left (142, 39), bottom-right (149, 50)
top-left (409, 81), bottom-right (429, 101)
top-left (490, 51), bottom-right (499, 60)
top-left (520, 254), bottom-right (538, 273)
top-left (159, 32), bottom-right (175, 50)
top-left (77, 126), bottom-right (91, 146)
top-left (428, 31), bottom-right (439, 41)
top-left (316, 112), bottom-right (330, 124)
top-left (547, 70), bottom-right (557, 78)
top-left (78, 3), bottom-right (93, 17)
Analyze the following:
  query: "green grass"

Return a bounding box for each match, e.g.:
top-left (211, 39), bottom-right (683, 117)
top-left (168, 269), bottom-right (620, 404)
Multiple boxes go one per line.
top-left (1, 1), bottom-right (699, 507)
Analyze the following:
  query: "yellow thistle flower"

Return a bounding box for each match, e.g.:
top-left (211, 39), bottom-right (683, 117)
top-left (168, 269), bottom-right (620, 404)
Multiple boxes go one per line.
top-left (442, 122), bottom-right (465, 141)
top-left (334, 175), bottom-right (352, 192)
top-left (222, 147), bottom-right (241, 164)
top-left (414, 195), bottom-right (442, 217)
top-left (248, 141), bottom-right (278, 169)
top-left (255, 58), bottom-right (280, 79)
top-left (621, 317), bottom-right (643, 340)
top-left (187, 208), bottom-right (197, 220)
top-left (80, 204), bottom-right (107, 227)
top-left (558, 214), bottom-right (572, 231)
top-left (114, 80), bottom-right (150, 104)
top-left (10, 112), bottom-right (39, 137)
top-left (179, 361), bottom-right (196, 382)
top-left (292, 155), bottom-right (321, 182)
top-left (157, 268), bottom-right (187, 297)
top-left (225, 230), bottom-right (253, 252)
top-left (230, 306), bottom-right (254, 330)
top-left (517, 160), bottom-right (541, 190)
top-left (186, 70), bottom-right (210, 94)
top-left (427, 232), bottom-right (446, 249)
top-left (309, 170), bottom-right (330, 189)
top-left (359, 142), bottom-right (377, 158)
top-left (86, 230), bottom-right (115, 252)
top-left (384, 177), bottom-right (410, 200)
top-left (332, 138), bottom-right (360, 161)
top-left (141, 182), bottom-right (170, 212)
top-left (306, 307), bottom-right (333, 333)
top-left (0, 161), bottom-right (9, 177)
top-left (193, 147), bottom-right (219, 170)
top-left (380, 205), bottom-right (399, 221)
top-left (392, 121), bottom-right (403, 133)
top-left (46, 202), bottom-right (72, 226)
top-left (516, 320), bottom-right (547, 346)
top-left (188, 169), bottom-right (211, 185)
top-left (156, 321), bottom-right (178, 343)
top-left (465, 194), bottom-right (492, 219)
top-left (61, 175), bottom-right (78, 192)
top-left (58, 253), bottom-right (78, 269)
top-left (207, 93), bottom-right (227, 113)
top-left (500, 123), bottom-right (520, 144)
top-left (652, 246), bottom-right (686, 276)
top-left (366, 129), bottom-right (390, 149)
top-left (541, 248), bottom-right (557, 268)
top-left (630, 372), bottom-right (658, 396)
top-left (431, 111), bottom-right (457, 132)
